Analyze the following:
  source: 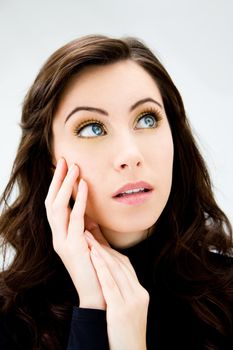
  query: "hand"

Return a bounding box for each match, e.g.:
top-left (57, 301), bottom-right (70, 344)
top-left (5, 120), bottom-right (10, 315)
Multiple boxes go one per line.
top-left (85, 231), bottom-right (149, 350)
top-left (44, 158), bottom-right (109, 310)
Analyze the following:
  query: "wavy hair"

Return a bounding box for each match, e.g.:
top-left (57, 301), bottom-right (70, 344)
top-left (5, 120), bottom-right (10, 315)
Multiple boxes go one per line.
top-left (0, 34), bottom-right (232, 349)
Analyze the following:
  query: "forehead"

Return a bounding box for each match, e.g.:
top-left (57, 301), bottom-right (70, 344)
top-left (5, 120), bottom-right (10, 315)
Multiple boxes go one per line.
top-left (55, 60), bottom-right (163, 115)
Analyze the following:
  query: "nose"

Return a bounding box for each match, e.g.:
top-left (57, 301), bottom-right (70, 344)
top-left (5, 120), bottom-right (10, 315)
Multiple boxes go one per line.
top-left (113, 136), bottom-right (143, 172)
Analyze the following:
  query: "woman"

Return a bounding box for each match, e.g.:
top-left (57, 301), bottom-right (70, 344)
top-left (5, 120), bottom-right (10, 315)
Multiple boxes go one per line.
top-left (0, 34), bottom-right (232, 350)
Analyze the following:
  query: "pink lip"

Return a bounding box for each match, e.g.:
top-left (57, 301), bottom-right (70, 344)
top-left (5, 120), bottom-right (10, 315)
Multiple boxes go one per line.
top-left (112, 181), bottom-right (153, 199)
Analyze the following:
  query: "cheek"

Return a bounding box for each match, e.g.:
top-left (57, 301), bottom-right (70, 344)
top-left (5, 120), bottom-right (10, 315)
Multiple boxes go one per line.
top-left (147, 128), bottom-right (174, 166)
top-left (71, 153), bottom-right (105, 200)
top-left (54, 141), bottom-right (97, 176)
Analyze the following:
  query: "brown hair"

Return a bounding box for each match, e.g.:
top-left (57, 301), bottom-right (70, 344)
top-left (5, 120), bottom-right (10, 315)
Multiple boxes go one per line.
top-left (0, 34), bottom-right (232, 349)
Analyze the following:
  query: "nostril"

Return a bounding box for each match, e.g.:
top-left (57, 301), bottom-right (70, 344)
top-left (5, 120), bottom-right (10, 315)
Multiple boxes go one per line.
top-left (120, 161), bottom-right (141, 169)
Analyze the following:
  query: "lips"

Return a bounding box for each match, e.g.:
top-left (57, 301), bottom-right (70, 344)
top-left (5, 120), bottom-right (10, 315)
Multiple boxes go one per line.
top-left (112, 181), bottom-right (153, 198)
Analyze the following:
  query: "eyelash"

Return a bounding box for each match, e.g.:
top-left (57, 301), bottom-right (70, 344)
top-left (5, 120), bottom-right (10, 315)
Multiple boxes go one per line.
top-left (73, 107), bottom-right (163, 138)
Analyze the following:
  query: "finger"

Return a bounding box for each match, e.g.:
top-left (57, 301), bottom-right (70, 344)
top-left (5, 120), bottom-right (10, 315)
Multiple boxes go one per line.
top-left (90, 246), bottom-right (123, 305)
top-left (53, 163), bottom-right (79, 209)
top-left (45, 158), bottom-right (67, 206)
top-left (45, 159), bottom-right (72, 242)
top-left (85, 232), bottom-right (138, 279)
top-left (88, 237), bottom-right (138, 299)
top-left (68, 179), bottom-right (88, 237)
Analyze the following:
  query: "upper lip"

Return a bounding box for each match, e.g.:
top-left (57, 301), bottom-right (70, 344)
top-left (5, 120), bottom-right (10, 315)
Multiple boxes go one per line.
top-left (112, 181), bottom-right (154, 197)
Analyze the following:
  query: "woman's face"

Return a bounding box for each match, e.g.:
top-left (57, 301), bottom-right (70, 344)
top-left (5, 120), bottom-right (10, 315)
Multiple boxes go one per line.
top-left (52, 60), bottom-right (174, 249)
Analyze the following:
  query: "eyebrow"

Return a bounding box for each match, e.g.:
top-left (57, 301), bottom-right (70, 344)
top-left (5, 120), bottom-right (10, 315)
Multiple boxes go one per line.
top-left (64, 97), bottom-right (163, 124)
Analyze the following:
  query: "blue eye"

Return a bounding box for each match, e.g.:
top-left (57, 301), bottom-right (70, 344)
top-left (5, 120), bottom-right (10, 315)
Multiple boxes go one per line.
top-left (76, 122), bottom-right (106, 138)
top-left (136, 113), bottom-right (157, 129)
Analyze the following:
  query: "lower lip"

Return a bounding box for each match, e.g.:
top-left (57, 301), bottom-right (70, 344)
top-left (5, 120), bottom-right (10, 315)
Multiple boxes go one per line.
top-left (113, 190), bottom-right (153, 205)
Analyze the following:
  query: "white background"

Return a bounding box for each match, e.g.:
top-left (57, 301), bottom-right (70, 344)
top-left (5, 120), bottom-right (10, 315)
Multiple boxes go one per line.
top-left (0, 0), bottom-right (232, 227)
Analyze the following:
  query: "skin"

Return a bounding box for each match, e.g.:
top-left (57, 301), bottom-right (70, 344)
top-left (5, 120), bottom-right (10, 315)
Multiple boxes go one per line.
top-left (52, 60), bottom-right (174, 249)
top-left (46, 60), bottom-right (174, 349)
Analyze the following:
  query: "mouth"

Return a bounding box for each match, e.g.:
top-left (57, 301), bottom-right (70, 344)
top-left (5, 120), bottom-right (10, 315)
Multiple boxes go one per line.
top-left (112, 181), bottom-right (154, 205)
top-left (112, 181), bottom-right (153, 197)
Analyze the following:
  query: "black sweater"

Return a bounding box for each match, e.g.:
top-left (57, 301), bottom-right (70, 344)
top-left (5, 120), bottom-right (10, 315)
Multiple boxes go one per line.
top-left (1, 232), bottom-right (233, 349)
